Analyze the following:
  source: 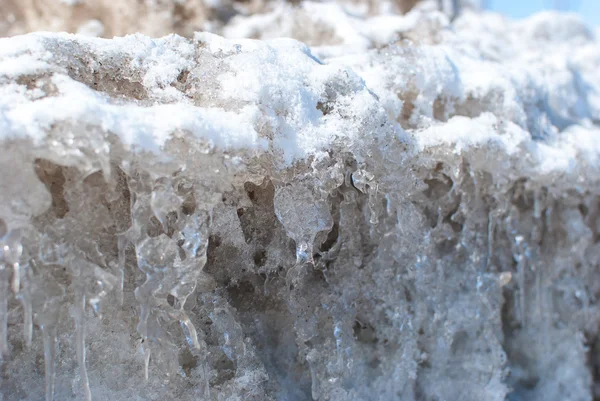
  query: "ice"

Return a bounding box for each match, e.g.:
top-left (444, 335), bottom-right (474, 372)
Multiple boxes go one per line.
top-left (0, 2), bottom-right (599, 401)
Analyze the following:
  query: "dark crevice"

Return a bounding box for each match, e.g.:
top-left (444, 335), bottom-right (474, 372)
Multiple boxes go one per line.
top-left (501, 285), bottom-right (541, 400)
top-left (587, 333), bottom-right (600, 401)
top-left (317, 100), bottom-right (334, 116)
top-left (443, 196), bottom-right (463, 233)
top-left (178, 347), bottom-right (198, 377)
top-left (34, 158), bottom-right (69, 218)
top-left (109, 164), bottom-right (132, 233)
top-left (319, 189), bottom-right (343, 254)
top-left (181, 193), bottom-right (196, 215)
top-left (238, 180), bottom-right (279, 246)
top-left (423, 174), bottom-right (453, 201)
top-left (353, 319), bottom-right (377, 344)
top-left (253, 249), bottom-right (267, 267)
top-left (227, 280), bottom-right (256, 308)
top-left (510, 178), bottom-right (534, 212)
top-left (210, 353), bottom-right (236, 386)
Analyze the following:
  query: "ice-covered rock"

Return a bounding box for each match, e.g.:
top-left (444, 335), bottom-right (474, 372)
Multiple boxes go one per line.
top-left (0, 4), bottom-right (600, 401)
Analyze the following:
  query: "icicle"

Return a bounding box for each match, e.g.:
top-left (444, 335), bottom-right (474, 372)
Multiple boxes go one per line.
top-left (368, 183), bottom-right (380, 226)
top-left (514, 235), bottom-right (527, 326)
top-left (535, 264), bottom-right (542, 321)
top-left (3, 229), bottom-right (23, 294)
top-left (307, 349), bottom-right (321, 401)
top-left (116, 235), bottom-right (128, 307)
top-left (0, 267), bottom-right (7, 356)
top-left (518, 261), bottom-right (526, 325)
top-left (286, 254), bottom-right (308, 290)
top-left (533, 188), bottom-right (543, 220)
top-left (134, 275), bottom-right (155, 342)
top-left (333, 322), bottom-right (344, 369)
top-left (273, 184), bottom-right (333, 288)
top-left (143, 346), bottom-right (151, 381)
top-left (11, 262), bottom-right (19, 294)
top-left (209, 305), bottom-right (247, 361)
top-left (202, 359), bottom-right (211, 399)
top-left (42, 324), bottom-right (57, 401)
top-left (284, 241), bottom-right (312, 288)
top-left (0, 229), bottom-right (23, 355)
top-left (17, 285), bottom-right (33, 347)
top-left (23, 294), bottom-right (32, 347)
top-left (486, 211), bottom-right (496, 269)
top-left (75, 288), bottom-right (92, 401)
top-left (263, 272), bottom-right (270, 296)
top-left (295, 241), bottom-right (311, 265)
top-left (176, 310), bottom-right (200, 350)
top-left (351, 169), bottom-right (380, 225)
top-left (150, 180), bottom-right (181, 233)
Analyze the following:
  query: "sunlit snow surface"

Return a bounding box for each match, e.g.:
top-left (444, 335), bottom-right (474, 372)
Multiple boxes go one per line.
top-left (0, 2), bottom-right (600, 401)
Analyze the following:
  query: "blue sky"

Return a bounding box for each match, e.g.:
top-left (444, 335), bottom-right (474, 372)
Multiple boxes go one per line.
top-left (487, 0), bottom-right (600, 26)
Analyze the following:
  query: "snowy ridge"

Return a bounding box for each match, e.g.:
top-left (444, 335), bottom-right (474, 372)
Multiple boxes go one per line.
top-left (0, 7), bottom-right (598, 173)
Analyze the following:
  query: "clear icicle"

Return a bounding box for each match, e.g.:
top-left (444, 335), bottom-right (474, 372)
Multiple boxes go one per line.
top-left (175, 310), bottom-right (200, 350)
top-left (42, 324), bottom-right (57, 401)
top-left (75, 289), bottom-right (92, 401)
top-left (273, 184), bottom-right (333, 288)
top-left (0, 267), bottom-right (7, 356)
top-left (116, 235), bottom-right (128, 307)
top-left (295, 241), bottom-right (311, 265)
top-left (333, 322), bottom-right (345, 370)
top-left (143, 346), bottom-right (151, 381)
top-left (514, 235), bottom-right (527, 325)
top-left (286, 249), bottom-right (309, 290)
top-left (11, 262), bottom-right (20, 294)
top-left (307, 349), bottom-right (321, 401)
top-left (3, 229), bottom-right (23, 294)
top-left (23, 295), bottom-right (32, 347)
top-left (263, 272), bottom-right (270, 296)
top-left (486, 211), bottom-right (495, 269)
top-left (0, 229), bottom-right (23, 356)
top-left (309, 362), bottom-right (321, 401)
top-left (17, 286), bottom-right (33, 347)
top-left (151, 180), bottom-right (181, 233)
top-left (535, 264), bottom-right (542, 321)
top-left (203, 359), bottom-right (211, 399)
top-left (368, 183), bottom-right (380, 225)
top-left (519, 267), bottom-right (526, 325)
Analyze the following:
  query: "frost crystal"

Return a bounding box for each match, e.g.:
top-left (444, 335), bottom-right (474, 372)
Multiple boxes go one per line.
top-left (1, 2), bottom-right (600, 401)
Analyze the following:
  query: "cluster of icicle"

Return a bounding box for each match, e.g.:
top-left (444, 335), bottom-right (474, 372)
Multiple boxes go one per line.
top-left (0, 163), bottom-right (216, 401)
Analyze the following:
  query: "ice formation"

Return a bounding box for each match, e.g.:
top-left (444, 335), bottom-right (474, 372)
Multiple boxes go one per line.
top-left (1, 1), bottom-right (600, 401)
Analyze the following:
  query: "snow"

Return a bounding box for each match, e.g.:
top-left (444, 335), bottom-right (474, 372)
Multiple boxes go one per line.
top-left (0, 6), bottom-right (597, 175)
top-left (1, 8), bottom-right (598, 174)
